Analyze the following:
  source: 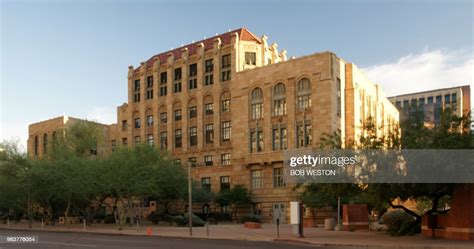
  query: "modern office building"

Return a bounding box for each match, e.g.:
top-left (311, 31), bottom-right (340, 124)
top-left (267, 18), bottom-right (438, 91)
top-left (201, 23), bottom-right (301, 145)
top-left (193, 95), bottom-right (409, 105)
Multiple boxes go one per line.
top-left (388, 85), bottom-right (471, 128)
top-left (27, 28), bottom-right (399, 222)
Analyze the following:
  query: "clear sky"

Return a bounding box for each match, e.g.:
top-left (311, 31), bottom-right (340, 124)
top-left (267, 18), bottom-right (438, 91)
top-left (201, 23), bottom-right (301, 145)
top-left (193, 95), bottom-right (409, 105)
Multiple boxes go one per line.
top-left (1, 0), bottom-right (473, 150)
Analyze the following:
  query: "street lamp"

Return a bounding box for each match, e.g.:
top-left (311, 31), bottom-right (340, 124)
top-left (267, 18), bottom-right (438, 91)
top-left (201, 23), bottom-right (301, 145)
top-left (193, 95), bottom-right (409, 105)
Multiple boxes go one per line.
top-left (188, 161), bottom-right (193, 236)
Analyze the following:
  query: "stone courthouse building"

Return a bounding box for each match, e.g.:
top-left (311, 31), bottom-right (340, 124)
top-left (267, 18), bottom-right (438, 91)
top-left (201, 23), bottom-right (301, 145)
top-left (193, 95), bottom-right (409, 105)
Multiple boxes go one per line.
top-left (28, 28), bottom-right (399, 223)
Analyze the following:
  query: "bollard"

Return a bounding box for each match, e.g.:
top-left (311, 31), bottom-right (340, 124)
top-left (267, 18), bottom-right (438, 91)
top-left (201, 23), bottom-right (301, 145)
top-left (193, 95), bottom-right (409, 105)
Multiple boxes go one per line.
top-left (146, 227), bottom-right (153, 236)
top-left (276, 218), bottom-right (280, 238)
top-left (7, 218), bottom-right (10, 228)
top-left (206, 221), bottom-right (209, 237)
top-left (41, 218), bottom-right (44, 230)
top-left (136, 218), bottom-right (139, 232)
top-left (83, 218), bottom-right (86, 231)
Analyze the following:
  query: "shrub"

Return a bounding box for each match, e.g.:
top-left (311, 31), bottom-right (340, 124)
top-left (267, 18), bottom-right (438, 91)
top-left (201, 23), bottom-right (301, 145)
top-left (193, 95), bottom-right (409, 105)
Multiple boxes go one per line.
top-left (240, 215), bottom-right (261, 223)
top-left (147, 212), bottom-right (159, 225)
top-left (212, 213), bottom-right (232, 222)
top-left (381, 210), bottom-right (418, 236)
top-left (171, 215), bottom-right (186, 226)
top-left (104, 214), bottom-right (115, 224)
top-left (183, 213), bottom-right (206, 227)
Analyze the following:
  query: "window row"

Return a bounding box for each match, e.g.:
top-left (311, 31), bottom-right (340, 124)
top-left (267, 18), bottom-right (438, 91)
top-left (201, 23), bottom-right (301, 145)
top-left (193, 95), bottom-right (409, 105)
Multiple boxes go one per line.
top-left (133, 54), bottom-right (231, 103)
top-left (249, 78), bottom-right (313, 120)
top-left (115, 121), bottom-right (231, 150)
top-left (123, 99), bottom-right (231, 131)
top-left (249, 123), bottom-right (312, 153)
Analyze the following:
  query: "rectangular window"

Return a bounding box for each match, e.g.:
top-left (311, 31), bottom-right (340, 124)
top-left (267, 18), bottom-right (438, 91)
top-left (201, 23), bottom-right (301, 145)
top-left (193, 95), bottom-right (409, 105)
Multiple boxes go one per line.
top-left (205, 124), bottom-right (214, 144)
top-left (204, 59), bottom-right (214, 86)
top-left (221, 54), bottom-right (231, 82)
top-left (134, 79), bottom-right (141, 91)
top-left (395, 101), bottom-right (401, 108)
top-left (251, 170), bottom-right (263, 189)
top-left (221, 121), bottom-right (231, 142)
top-left (220, 176), bottom-right (230, 190)
top-left (427, 96), bottom-right (434, 104)
top-left (174, 109), bottom-right (182, 121)
top-left (134, 136), bottom-right (141, 146)
top-left (221, 153), bottom-right (231, 166)
top-left (111, 140), bottom-right (116, 151)
top-left (272, 127), bottom-right (287, 150)
top-left (250, 130), bottom-right (263, 153)
top-left (174, 68), bottom-right (182, 93)
top-left (204, 155), bottom-right (213, 166)
top-left (134, 118), bottom-right (141, 129)
top-left (174, 68), bottom-right (182, 80)
top-left (251, 103), bottom-right (263, 119)
top-left (201, 177), bottom-right (211, 192)
top-left (221, 99), bottom-right (230, 112)
top-left (147, 134), bottom-right (154, 146)
top-left (245, 52), bottom-right (256, 65)
top-left (122, 120), bottom-right (128, 131)
top-left (147, 115), bottom-right (153, 127)
top-left (297, 124), bottom-right (312, 148)
top-left (122, 137), bottom-right (128, 146)
top-left (133, 79), bottom-right (141, 103)
top-left (189, 126), bottom-right (197, 146)
top-left (205, 103), bottom-right (214, 115)
top-left (174, 81), bottom-right (182, 93)
top-left (188, 157), bottom-right (197, 167)
top-left (146, 76), bottom-right (153, 100)
top-left (160, 72), bottom-right (167, 84)
top-left (160, 132), bottom-right (167, 149)
top-left (189, 63), bottom-right (197, 90)
top-left (175, 129), bottom-right (182, 148)
top-left (418, 98), bottom-right (425, 106)
top-left (160, 112), bottom-right (167, 124)
top-left (273, 168), bottom-right (285, 188)
top-left (160, 72), bottom-right (167, 97)
top-left (189, 106), bottom-right (197, 119)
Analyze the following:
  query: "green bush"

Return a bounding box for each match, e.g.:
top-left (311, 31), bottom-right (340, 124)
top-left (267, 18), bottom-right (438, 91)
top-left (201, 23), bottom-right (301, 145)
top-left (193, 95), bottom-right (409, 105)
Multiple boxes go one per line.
top-left (183, 213), bottom-right (205, 227)
top-left (147, 212), bottom-right (159, 224)
top-left (381, 210), bottom-right (419, 236)
top-left (171, 215), bottom-right (186, 226)
top-left (104, 214), bottom-right (115, 224)
top-left (240, 215), bottom-right (261, 223)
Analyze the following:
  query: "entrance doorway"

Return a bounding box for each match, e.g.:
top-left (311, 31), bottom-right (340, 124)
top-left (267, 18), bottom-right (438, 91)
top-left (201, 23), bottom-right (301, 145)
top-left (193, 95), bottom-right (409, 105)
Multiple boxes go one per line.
top-left (273, 203), bottom-right (286, 224)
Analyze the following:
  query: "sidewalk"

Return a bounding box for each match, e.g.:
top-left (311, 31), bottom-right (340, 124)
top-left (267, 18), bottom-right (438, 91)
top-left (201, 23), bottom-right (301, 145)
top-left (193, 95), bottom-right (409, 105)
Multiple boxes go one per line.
top-left (0, 222), bottom-right (472, 249)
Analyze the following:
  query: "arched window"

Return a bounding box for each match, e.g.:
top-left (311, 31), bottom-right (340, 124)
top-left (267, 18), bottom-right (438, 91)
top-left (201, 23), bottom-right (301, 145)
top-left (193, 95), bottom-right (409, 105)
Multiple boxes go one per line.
top-left (297, 78), bottom-right (311, 110)
top-left (250, 87), bottom-right (263, 119)
top-left (203, 95), bottom-right (214, 116)
top-left (43, 134), bottom-right (48, 154)
top-left (273, 83), bottom-right (286, 116)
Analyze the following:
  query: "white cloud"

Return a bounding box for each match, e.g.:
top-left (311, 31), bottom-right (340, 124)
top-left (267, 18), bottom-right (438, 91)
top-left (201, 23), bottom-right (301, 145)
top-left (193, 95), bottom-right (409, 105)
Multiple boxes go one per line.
top-left (362, 49), bottom-right (474, 105)
top-left (84, 106), bottom-right (116, 125)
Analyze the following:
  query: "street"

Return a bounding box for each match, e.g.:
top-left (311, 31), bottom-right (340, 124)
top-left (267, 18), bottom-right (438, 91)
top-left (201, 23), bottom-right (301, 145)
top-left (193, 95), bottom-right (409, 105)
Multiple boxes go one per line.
top-left (0, 229), bottom-right (362, 249)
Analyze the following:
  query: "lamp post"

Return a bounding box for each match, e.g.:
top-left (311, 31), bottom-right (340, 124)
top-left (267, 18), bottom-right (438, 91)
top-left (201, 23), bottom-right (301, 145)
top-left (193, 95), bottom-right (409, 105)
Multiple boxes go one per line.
top-left (188, 161), bottom-right (193, 236)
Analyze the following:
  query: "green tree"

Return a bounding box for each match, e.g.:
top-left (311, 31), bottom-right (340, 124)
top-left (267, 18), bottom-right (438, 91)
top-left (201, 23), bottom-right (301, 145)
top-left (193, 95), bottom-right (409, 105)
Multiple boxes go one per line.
top-left (215, 185), bottom-right (252, 222)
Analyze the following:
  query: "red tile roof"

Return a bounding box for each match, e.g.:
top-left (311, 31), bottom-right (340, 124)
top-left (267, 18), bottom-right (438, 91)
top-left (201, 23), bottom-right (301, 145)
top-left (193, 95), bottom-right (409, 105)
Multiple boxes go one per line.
top-left (135, 28), bottom-right (261, 72)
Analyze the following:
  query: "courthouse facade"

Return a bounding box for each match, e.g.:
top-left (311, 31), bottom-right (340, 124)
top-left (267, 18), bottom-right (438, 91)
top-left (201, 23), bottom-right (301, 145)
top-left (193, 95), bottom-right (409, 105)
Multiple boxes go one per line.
top-left (28, 28), bottom-right (399, 222)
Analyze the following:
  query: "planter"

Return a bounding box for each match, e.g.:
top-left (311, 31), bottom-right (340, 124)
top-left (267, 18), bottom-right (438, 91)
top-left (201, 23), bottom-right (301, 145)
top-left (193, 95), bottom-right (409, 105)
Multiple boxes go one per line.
top-left (244, 222), bottom-right (262, 229)
top-left (324, 218), bottom-right (335, 231)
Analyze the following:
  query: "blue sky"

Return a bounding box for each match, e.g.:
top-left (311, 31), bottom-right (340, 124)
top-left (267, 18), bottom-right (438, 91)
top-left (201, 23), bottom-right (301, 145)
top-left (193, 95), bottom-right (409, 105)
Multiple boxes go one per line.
top-left (1, 0), bottom-right (473, 149)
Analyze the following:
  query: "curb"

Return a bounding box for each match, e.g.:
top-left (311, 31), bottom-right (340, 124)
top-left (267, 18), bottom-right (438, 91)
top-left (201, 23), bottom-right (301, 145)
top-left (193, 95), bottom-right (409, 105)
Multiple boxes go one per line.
top-left (273, 238), bottom-right (473, 249)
